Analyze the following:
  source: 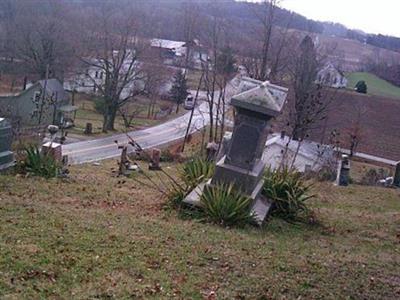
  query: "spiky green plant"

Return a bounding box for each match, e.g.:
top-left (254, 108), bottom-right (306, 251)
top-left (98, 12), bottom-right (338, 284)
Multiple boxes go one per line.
top-left (166, 158), bottom-right (215, 209)
top-left (19, 145), bottom-right (61, 179)
top-left (181, 158), bottom-right (215, 189)
top-left (262, 167), bottom-right (315, 222)
top-left (200, 183), bottom-right (256, 227)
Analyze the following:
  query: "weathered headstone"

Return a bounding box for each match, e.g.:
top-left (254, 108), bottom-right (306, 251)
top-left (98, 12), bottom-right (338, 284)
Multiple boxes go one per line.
top-left (184, 81), bottom-right (288, 225)
top-left (42, 142), bottom-right (62, 162)
top-left (0, 118), bottom-right (15, 171)
top-left (393, 161), bottom-right (400, 188)
top-left (216, 131), bottom-right (232, 162)
top-left (206, 142), bottom-right (219, 161)
top-left (84, 122), bottom-right (93, 135)
top-left (149, 148), bottom-right (161, 170)
top-left (336, 154), bottom-right (350, 186)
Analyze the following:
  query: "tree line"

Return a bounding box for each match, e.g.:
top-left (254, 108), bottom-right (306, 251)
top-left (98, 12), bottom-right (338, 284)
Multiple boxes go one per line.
top-left (0, 0), bottom-right (349, 153)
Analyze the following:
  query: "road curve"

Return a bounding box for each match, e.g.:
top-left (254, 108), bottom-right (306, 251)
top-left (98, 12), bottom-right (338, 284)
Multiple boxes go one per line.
top-left (63, 80), bottom-right (239, 164)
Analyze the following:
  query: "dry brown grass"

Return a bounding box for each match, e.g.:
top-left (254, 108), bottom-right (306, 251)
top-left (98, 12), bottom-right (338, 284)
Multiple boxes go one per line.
top-left (0, 159), bottom-right (399, 299)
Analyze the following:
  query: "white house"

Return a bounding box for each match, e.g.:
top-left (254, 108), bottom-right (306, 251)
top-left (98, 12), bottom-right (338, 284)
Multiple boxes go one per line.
top-left (64, 52), bottom-right (144, 99)
top-left (64, 62), bottom-right (105, 94)
top-left (262, 134), bottom-right (335, 172)
top-left (316, 63), bottom-right (348, 88)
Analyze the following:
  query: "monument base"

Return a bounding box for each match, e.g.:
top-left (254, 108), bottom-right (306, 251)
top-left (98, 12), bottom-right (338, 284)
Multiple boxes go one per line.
top-left (211, 156), bottom-right (265, 194)
top-left (183, 179), bottom-right (272, 226)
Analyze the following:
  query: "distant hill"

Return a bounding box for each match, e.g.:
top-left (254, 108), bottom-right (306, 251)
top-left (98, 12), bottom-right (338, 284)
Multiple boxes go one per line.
top-left (131, 0), bottom-right (400, 53)
top-left (347, 72), bottom-right (400, 99)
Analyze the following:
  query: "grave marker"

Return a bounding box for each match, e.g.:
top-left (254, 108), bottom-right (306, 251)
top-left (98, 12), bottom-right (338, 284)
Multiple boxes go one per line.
top-left (184, 81), bottom-right (288, 225)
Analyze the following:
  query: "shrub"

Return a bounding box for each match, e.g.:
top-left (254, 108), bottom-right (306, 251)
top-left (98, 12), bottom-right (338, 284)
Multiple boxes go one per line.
top-left (355, 80), bottom-right (367, 94)
top-left (361, 168), bottom-right (390, 186)
top-left (18, 145), bottom-right (61, 179)
top-left (262, 167), bottom-right (315, 222)
top-left (181, 158), bottom-right (215, 189)
top-left (166, 158), bottom-right (215, 208)
top-left (200, 183), bottom-right (255, 227)
top-left (304, 165), bottom-right (337, 182)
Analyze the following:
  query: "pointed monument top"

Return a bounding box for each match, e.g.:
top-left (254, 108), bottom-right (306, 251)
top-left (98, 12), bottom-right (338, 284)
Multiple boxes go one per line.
top-left (231, 80), bottom-right (287, 117)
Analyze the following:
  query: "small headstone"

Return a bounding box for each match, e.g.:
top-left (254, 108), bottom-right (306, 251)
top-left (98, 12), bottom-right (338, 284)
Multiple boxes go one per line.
top-left (118, 145), bottom-right (131, 176)
top-left (393, 162), bottom-right (400, 188)
top-left (216, 131), bottom-right (232, 161)
top-left (149, 148), bottom-right (161, 170)
top-left (62, 155), bottom-right (69, 166)
top-left (84, 122), bottom-right (93, 135)
top-left (42, 142), bottom-right (62, 162)
top-left (206, 142), bottom-right (219, 161)
top-left (336, 154), bottom-right (350, 186)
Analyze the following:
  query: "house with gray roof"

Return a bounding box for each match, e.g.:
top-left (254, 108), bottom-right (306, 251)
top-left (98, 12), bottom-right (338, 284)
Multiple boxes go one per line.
top-left (0, 79), bottom-right (76, 127)
top-left (150, 38), bottom-right (208, 69)
top-left (263, 134), bottom-right (335, 172)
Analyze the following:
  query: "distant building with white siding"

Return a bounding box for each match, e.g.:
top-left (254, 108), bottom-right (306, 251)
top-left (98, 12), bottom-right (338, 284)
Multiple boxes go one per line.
top-left (316, 63), bottom-right (348, 88)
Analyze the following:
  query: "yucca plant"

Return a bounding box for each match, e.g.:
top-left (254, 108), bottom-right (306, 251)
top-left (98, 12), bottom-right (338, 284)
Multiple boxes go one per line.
top-left (19, 145), bottom-right (61, 179)
top-left (166, 158), bottom-right (215, 208)
top-left (181, 158), bottom-right (215, 189)
top-left (200, 183), bottom-right (256, 227)
top-left (263, 167), bottom-right (315, 221)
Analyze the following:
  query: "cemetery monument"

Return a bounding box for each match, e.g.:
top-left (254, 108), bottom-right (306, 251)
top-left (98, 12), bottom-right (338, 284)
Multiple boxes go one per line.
top-left (184, 81), bottom-right (288, 224)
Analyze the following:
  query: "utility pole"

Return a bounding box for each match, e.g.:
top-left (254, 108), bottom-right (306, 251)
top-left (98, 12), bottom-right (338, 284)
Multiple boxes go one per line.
top-left (181, 72), bottom-right (204, 152)
top-left (38, 64), bottom-right (49, 125)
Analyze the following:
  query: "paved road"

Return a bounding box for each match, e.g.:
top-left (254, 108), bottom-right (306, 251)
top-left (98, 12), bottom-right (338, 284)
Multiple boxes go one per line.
top-left (63, 81), bottom-right (239, 164)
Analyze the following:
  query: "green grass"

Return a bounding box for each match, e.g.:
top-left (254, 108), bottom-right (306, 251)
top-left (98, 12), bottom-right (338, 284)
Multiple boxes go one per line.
top-left (0, 160), bottom-right (399, 298)
top-left (347, 72), bottom-right (400, 99)
top-left (70, 93), bottom-right (184, 136)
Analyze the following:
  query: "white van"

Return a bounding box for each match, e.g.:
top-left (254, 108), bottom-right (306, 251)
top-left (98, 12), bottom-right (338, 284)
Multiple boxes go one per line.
top-left (184, 94), bottom-right (195, 110)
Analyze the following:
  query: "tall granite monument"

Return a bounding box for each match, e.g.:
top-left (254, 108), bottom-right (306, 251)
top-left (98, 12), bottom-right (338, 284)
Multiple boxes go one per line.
top-left (185, 81), bottom-right (288, 224)
top-left (0, 118), bottom-right (15, 171)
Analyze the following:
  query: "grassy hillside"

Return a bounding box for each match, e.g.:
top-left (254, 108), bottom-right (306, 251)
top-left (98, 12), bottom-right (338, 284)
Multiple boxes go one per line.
top-left (347, 72), bottom-right (400, 99)
top-left (0, 160), bottom-right (399, 299)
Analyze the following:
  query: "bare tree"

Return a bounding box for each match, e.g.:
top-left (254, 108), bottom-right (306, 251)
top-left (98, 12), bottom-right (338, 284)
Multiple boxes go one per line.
top-left (118, 105), bottom-right (142, 129)
top-left (345, 101), bottom-right (367, 157)
top-left (268, 17), bottom-right (298, 82)
top-left (141, 63), bottom-right (169, 119)
top-left (9, 0), bottom-right (76, 79)
top-left (81, 4), bottom-right (145, 132)
top-left (199, 5), bottom-right (233, 144)
top-left (181, 1), bottom-right (199, 71)
top-left (241, 0), bottom-right (279, 81)
top-left (214, 46), bottom-right (236, 142)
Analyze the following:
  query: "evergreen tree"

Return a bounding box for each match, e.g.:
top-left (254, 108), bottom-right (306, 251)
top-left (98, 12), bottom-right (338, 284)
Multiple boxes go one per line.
top-left (291, 35), bottom-right (320, 141)
top-left (355, 80), bottom-right (367, 94)
top-left (216, 47), bottom-right (236, 76)
top-left (169, 70), bottom-right (189, 113)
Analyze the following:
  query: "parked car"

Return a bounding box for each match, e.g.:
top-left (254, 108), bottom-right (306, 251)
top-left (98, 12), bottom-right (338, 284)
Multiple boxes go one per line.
top-left (184, 94), bottom-right (195, 110)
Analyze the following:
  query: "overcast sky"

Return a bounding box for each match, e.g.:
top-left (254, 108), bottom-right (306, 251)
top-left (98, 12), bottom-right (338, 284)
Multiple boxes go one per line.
top-left (242, 0), bottom-right (400, 37)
